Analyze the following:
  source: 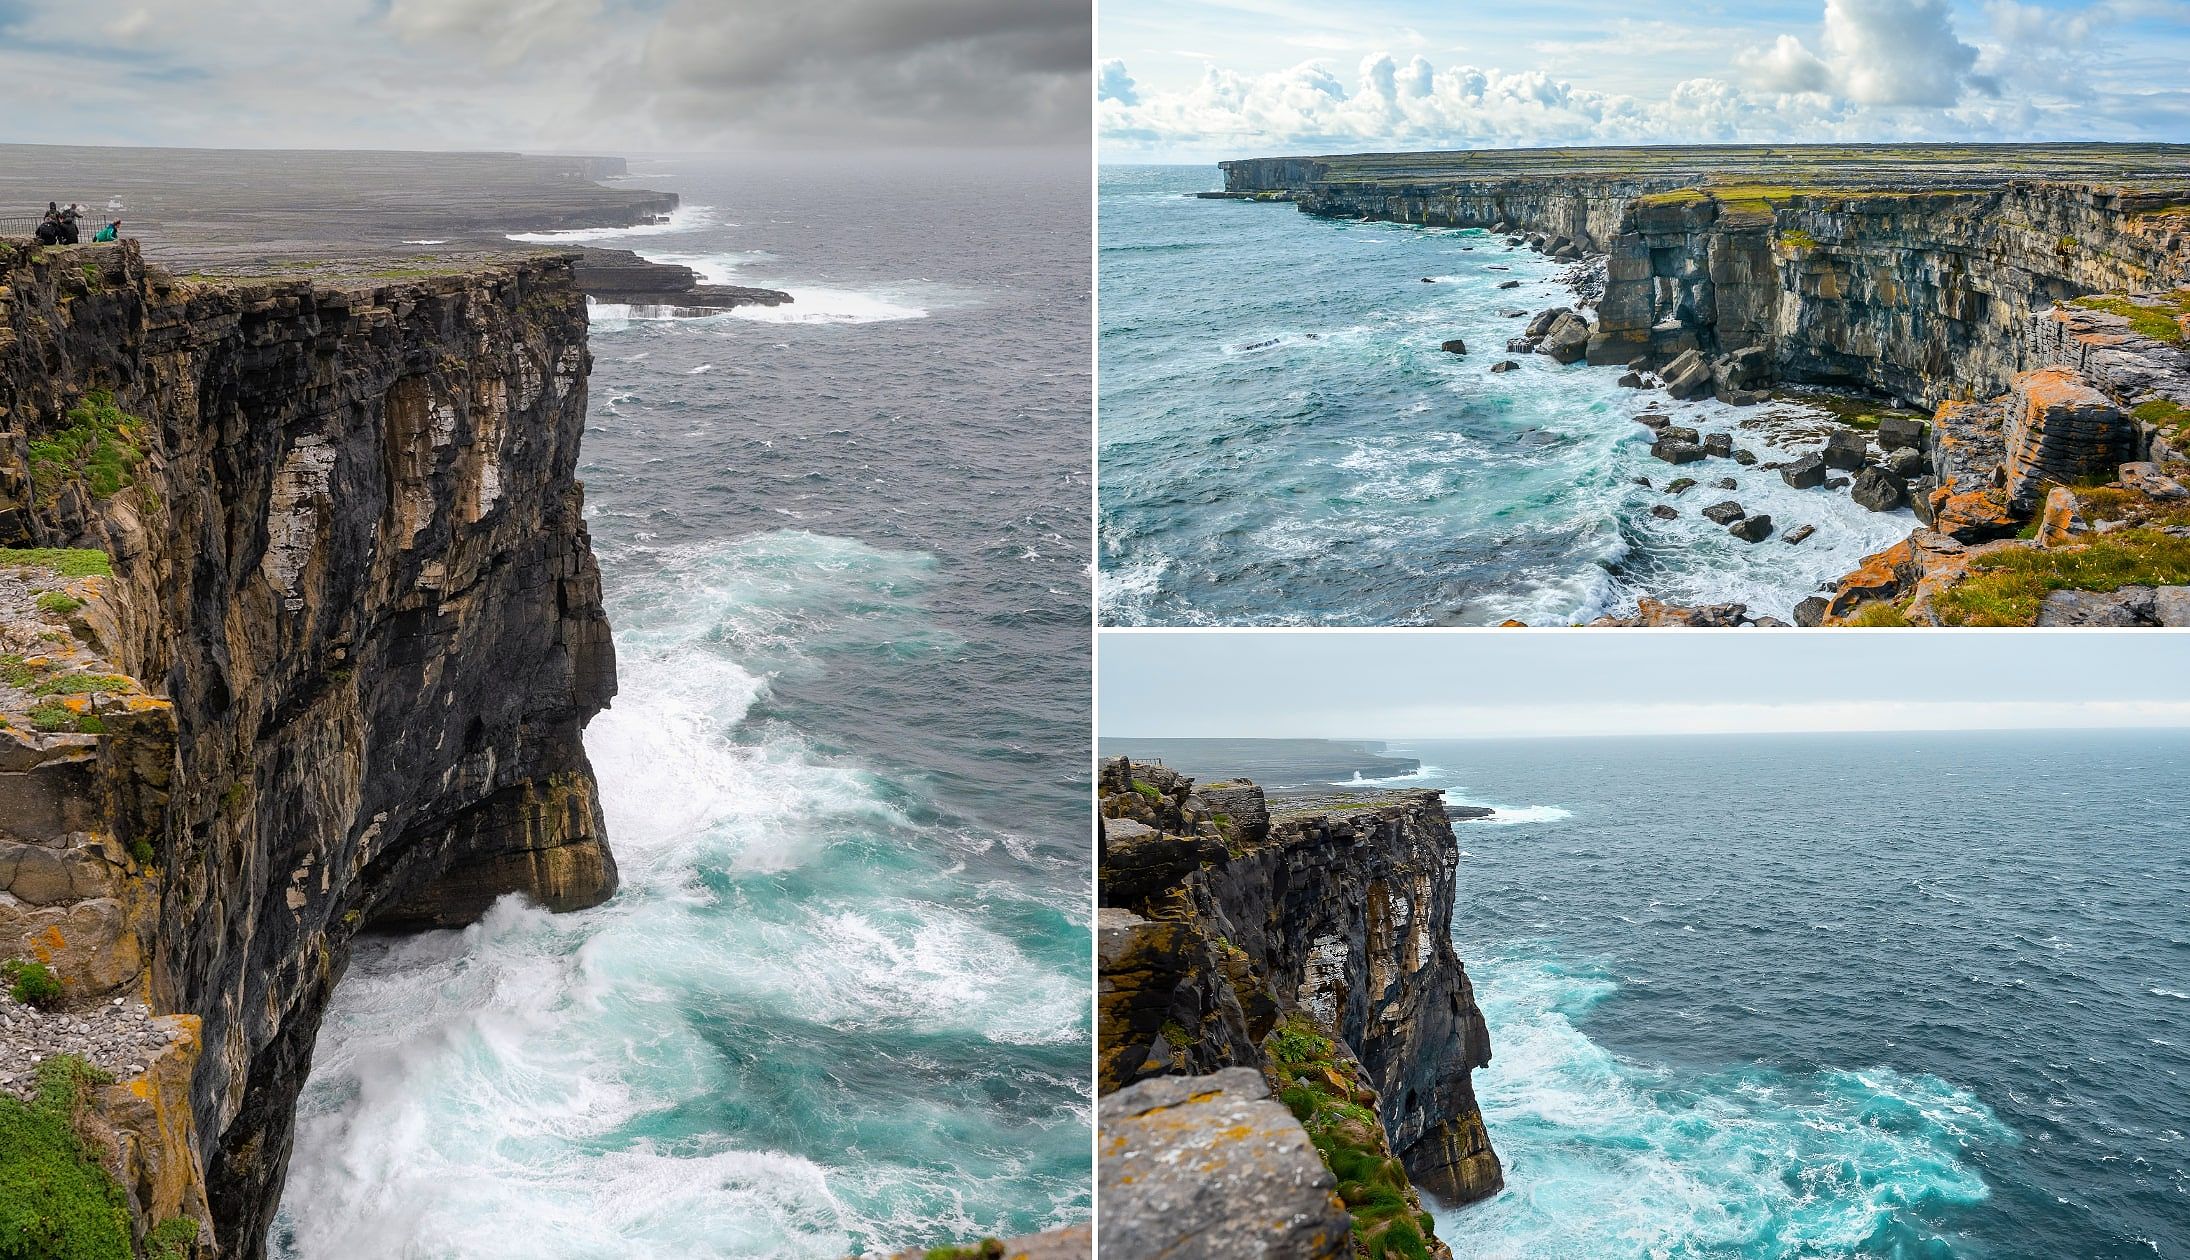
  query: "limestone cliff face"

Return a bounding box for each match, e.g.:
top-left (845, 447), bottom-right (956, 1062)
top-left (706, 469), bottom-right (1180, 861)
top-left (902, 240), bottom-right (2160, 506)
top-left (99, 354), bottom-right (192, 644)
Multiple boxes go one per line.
top-left (1098, 756), bottom-right (1501, 1229)
top-left (0, 239), bottom-right (617, 1255)
top-left (1224, 165), bottom-right (2190, 412)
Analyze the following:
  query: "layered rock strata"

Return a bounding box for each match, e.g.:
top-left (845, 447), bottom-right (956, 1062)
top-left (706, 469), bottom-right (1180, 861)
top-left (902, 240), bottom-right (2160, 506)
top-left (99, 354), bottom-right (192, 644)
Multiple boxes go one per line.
top-left (1098, 756), bottom-right (1499, 1258)
top-left (0, 237), bottom-right (617, 1255)
top-left (1220, 144), bottom-right (2190, 621)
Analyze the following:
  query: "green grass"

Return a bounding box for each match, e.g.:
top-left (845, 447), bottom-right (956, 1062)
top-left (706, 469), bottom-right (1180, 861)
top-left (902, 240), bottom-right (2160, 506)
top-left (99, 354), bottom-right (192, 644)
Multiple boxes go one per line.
top-left (0, 549), bottom-right (111, 579)
top-left (31, 674), bottom-right (128, 697)
top-left (1933, 528), bottom-right (2190, 625)
top-left (2132, 398), bottom-right (2189, 433)
top-left (1779, 228), bottom-right (1819, 250)
top-left (146, 1218), bottom-right (199, 1260)
top-left (1846, 600), bottom-right (1914, 626)
top-left (1265, 1015), bottom-right (1440, 1260)
top-left (0, 655), bottom-right (36, 689)
top-left (28, 393), bottom-right (144, 507)
top-left (4, 959), bottom-right (62, 1009)
top-left (1129, 779), bottom-right (1161, 802)
top-left (0, 1056), bottom-right (131, 1260)
top-left (32, 592), bottom-right (82, 616)
top-left (922, 1243), bottom-right (1003, 1260)
top-left (2067, 292), bottom-right (2190, 344)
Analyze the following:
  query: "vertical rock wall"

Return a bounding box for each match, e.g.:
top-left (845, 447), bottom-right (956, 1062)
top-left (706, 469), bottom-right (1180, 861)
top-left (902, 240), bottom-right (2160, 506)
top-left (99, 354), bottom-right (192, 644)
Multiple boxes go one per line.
top-left (0, 239), bottom-right (618, 1257)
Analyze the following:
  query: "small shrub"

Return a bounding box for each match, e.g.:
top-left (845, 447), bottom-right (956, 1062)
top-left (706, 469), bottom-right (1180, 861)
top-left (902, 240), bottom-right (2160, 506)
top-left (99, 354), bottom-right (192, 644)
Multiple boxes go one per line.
top-left (0, 654), bottom-right (35, 688)
top-left (27, 392), bottom-right (143, 507)
top-left (1129, 779), bottom-right (1161, 802)
top-left (1846, 601), bottom-right (1914, 627)
top-left (148, 1217), bottom-right (200, 1260)
top-left (32, 592), bottom-right (82, 616)
top-left (26, 702), bottom-right (75, 732)
top-left (4, 958), bottom-right (63, 1009)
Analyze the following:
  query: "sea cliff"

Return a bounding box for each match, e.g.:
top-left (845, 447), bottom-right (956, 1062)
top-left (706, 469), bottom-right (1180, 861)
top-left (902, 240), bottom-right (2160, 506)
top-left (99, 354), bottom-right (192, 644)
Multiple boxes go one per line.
top-left (1097, 757), bottom-right (1498, 1259)
top-left (1219, 144), bottom-right (2190, 623)
top-left (0, 237), bottom-right (616, 1256)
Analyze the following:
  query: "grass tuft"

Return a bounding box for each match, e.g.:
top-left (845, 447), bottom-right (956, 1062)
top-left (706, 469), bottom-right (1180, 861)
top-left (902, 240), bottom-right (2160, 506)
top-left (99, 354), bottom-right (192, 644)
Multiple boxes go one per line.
top-left (0, 1056), bottom-right (131, 1260)
top-left (0, 549), bottom-right (111, 579)
top-left (29, 393), bottom-right (144, 508)
top-left (1934, 528), bottom-right (2190, 625)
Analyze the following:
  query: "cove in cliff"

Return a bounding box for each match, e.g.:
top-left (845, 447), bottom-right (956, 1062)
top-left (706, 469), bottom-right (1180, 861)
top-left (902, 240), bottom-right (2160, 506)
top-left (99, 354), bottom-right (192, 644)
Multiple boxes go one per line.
top-left (1098, 144), bottom-right (2190, 626)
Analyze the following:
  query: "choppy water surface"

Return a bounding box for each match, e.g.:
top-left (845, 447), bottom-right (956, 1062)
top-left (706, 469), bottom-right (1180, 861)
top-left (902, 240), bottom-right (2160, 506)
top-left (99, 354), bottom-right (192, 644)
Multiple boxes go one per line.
top-left (1098, 166), bottom-right (1914, 626)
top-left (271, 152), bottom-right (1091, 1259)
top-left (1366, 731), bottom-right (2190, 1259)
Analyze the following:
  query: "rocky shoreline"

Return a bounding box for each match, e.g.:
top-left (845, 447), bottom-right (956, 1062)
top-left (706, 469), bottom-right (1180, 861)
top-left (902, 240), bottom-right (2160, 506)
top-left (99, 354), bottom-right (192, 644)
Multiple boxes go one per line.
top-left (1097, 757), bottom-right (1498, 1259)
top-left (1217, 144), bottom-right (2190, 625)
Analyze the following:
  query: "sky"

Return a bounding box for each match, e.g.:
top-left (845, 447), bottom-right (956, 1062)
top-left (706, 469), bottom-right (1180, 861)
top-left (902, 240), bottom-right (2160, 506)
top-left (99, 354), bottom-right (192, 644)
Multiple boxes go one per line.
top-left (1100, 0), bottom-right (2190, 162)
top-left (0, 0), bottom-right (1087, 151)
top-left (1100, 631), bottom-right (2190, 739)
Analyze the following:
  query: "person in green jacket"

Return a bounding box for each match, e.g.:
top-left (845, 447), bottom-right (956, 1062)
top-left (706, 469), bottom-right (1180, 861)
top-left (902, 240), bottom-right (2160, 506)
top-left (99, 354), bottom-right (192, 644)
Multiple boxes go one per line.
top-left (92, 221), bottom-right (119, 242)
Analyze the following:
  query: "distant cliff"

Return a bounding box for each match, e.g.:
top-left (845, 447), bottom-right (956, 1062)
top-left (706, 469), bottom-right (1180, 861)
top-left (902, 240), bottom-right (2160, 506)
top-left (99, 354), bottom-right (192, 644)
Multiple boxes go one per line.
top-left (1221, 144), bottom-right (2190, 625)
top-left (1097, 757), bottom-right (1498, 1259)
top-left (0, 238), bottom-right (617, 1256)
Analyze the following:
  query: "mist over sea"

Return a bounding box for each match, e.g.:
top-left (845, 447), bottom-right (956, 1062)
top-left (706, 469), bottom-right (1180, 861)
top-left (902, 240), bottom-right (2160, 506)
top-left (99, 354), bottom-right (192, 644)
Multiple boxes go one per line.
top-left (1097, 166), bottom-right (1914, 626)
top-left (269, 152), bottom-right (1092, 1259)
top-left (1345, 730), bottom-right (2190, 1259)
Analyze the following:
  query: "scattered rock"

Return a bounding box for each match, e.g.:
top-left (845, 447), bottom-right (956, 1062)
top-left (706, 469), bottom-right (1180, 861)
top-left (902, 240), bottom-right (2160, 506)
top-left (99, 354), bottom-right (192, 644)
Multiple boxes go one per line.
top-left (1666, 477), bottom-right (1697, 495)
top-left (1733, 448), bottom-right (1758, 466)
top-left (1877, 415), bottom-right (1929, 451)
top-left (1823, 430), bottom-right (1869, 471)
top-left (1618, 372), bottom-right (1644, 388)
top-left (1660, 425), bottom-right (1701, 445)
top-left (1490, 360), bottom-right (1520, 373)
top-left (1539, 312), bottom-right (1592, 364)
top-left (1793, 595), bottom-right (1829, 626)
top-left (1497, 279), bottom-right (1521, 289)
top-left (1650, 504), bottom-right (1680, 519)
top-left (1826, 476), bottom-right (1852, 490)
top-left (2037, 485), bottom-right (2086, 547)
top-left (1703, 433), bottom-right (1733, 459)
top-left (1651, 438), bottom-right (1706, 465)
top-left (1633, 414), bottom-right (1669, 431)
top-left (1728, 514), bottom-right (1774, 542)
top-left (2121, 461), bottom-right (2190, 500)
top-left (1661, 349), bottom-right (1714, 401)
top-left (1702, 501), bottom-right (1746, 525)
top-left (1884, 447), bottom-right (1927, 480)
top-left (2035, 587), bottom-right (2156, 627)
top-left (1440, 338), bottom-right (1468, 355)
top-left (1524, 308), bottom-right (1564, 338)
top-left (1850, 466), bottom-right (1906, 512)
top-left (1713, 476), bottom-right (1737, 489)
top-left (1784, 524), bottom-right (1817, 545)
top-left (1781, 454), bottom-right (1827, 489)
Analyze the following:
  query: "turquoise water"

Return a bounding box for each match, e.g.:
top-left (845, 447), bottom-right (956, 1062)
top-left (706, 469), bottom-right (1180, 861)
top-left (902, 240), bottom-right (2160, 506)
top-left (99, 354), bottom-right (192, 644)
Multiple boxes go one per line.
top-left (1097, 166), bottom-right (1915, 626)
top-left (1335, 732), bottom-right (2190, 1259)
top-left (270, 154), bottom-right (1091, 1258)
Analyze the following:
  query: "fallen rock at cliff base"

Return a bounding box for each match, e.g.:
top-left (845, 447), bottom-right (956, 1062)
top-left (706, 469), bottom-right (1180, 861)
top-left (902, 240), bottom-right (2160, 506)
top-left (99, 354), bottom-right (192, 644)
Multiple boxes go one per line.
top-left (1850, 466), bottom-right (1907, 511)
top-left (1782, 454), bottom-right (1827, 489)
top-left (1651, 439), bottom-right (1706, 464)
top-left (1490, 360), bottom-right (1519, 373)
top-left (1729, 514), bottom-right (1774, 542)
top-left (1702, 501), bottom-right (1746, 525)
top-left (1440, 338), bottom-right (1467, 355)
top-left (1823, 430), bottom-right (1870, 471)
top-left (1785, 524), bottom-right (1817, 545)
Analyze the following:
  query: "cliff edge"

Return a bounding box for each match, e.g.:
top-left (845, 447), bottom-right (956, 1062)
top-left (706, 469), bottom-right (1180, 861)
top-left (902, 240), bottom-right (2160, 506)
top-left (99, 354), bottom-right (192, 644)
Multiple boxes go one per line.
top-left (1097, 757), bottom-right (1499, 1259)
top-left (0, 237), bottom-right (617, 1257)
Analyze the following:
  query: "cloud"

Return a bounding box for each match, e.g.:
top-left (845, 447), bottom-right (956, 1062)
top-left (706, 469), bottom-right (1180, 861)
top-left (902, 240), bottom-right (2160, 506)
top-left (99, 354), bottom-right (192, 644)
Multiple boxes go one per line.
top-left (1099, 58), bottom-right (1139, 104)
top-left (630, 0), bottom-right (1089, 146)
top-left (1736, 0), bottom-right (1988, 106)
top-left (1739, 34), bottom-right (1834, 94)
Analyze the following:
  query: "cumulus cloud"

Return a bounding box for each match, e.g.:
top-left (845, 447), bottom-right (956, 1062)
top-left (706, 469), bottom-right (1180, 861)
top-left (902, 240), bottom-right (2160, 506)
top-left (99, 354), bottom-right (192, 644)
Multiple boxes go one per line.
top-left (1736, 0), bottom-right (1988, 106)
top-left (1099, 58), bottom-right (1139, 104)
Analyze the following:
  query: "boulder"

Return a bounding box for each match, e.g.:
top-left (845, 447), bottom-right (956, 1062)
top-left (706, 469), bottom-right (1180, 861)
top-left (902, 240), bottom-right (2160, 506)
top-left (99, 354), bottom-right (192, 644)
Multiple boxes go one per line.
top-left (1728, 514), bottom-right (1774, 542)
top-left (1618, 372), bottom-right (1644, 388)
top-left (1506, 337), bottom-right (1538, 353)
top-left (2035, 587), bottom-right (2156, 627)
top-left (1650, 504), bottom-right (1680, 519)
top-left (1540, 313), bottom-right (1593, 364)
top-left (1440, 338), bottom-right (1467, 355)
top-left (1781, 454), bottom-right (1827, 489)
top-left (1660, 425), bottom-right (1701, 445)
top-left (1661, 349), bottom-right (1714, 400)
top-left (1665, 477), bottom-right (1697, 495)
top-left (2156, 587), bottom-right (2190, 627)
top-left (1702, 500), bottom-right (1746, 525)
top-left (1490, 360), bottom-right (1520, 374)
top-left (2037, 484), bottom-right (2085, 547)
top-left (1733, 448), bottom-right (1758, 466)
top-left (1497, 279), bottom-right (1521, 289)
top-left (1884, 447), bottom-right (1927, 480)
top-left (1784, 524), bottom-right (1817, 545)
top-left (1877, 415), bottom-right (1929, 451)
top-left (1633, 414), bottom-right (1670, 431)
top-left (1098, 1069), bottom-right (1352, 1260)
top-left (1651, 439), bottom-right (1706, 465)
top-left (2121, 461), bottom-right (2190, 500)
top-left (1703, 433), bottom-right (1733, 459)
top-left (1793, 595), bottom-right (1829, 626)
top-left (1716, 387), bottom-right (1768, 406)
top-left (1826, 476), bottom-right (1852, 490)
top-left (1524, 308), bottom-right (1564, 338)
top-left (1849, 466), bottom-right (1906, 512)
top-left (1713, 477), bottom-right (1737, 489)
top-left (1823, 430), bottom-right (1869, 471)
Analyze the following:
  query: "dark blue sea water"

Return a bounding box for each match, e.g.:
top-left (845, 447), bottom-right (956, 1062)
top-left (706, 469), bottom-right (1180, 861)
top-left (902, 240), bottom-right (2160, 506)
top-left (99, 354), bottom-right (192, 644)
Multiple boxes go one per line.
top-left (272, 152), bottom-right (1092, 1258)
top-left (1097, 166), bottom-right (1913, 626)
top-left (1329, 731), bottom-right (2190, 1259)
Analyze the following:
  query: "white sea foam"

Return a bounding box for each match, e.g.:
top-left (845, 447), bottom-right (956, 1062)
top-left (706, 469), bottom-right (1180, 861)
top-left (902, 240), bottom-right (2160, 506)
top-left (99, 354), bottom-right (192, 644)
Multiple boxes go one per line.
top-left (727, 287), bottom-right (930, 325)
top-left (505, 204), bottom-right (718, 243)
top-left (274, 530), bottom-right (1078, 1258)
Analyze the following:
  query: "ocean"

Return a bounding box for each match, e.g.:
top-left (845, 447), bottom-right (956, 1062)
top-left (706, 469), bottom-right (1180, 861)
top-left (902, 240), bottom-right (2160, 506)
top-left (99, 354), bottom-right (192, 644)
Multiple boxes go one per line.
top-left (1096, 166), bottom-right (1915, 626)
top-left (268, 152), bottom-right (1092, 1259)
top-left (1329, 730), bottom-right (2190, 1259)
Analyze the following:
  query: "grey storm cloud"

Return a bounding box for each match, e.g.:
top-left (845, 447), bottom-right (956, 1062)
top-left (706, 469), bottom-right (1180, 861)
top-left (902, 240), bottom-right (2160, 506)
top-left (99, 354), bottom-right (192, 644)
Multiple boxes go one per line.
top-left (630, 0), bottom-right (1090, 146)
